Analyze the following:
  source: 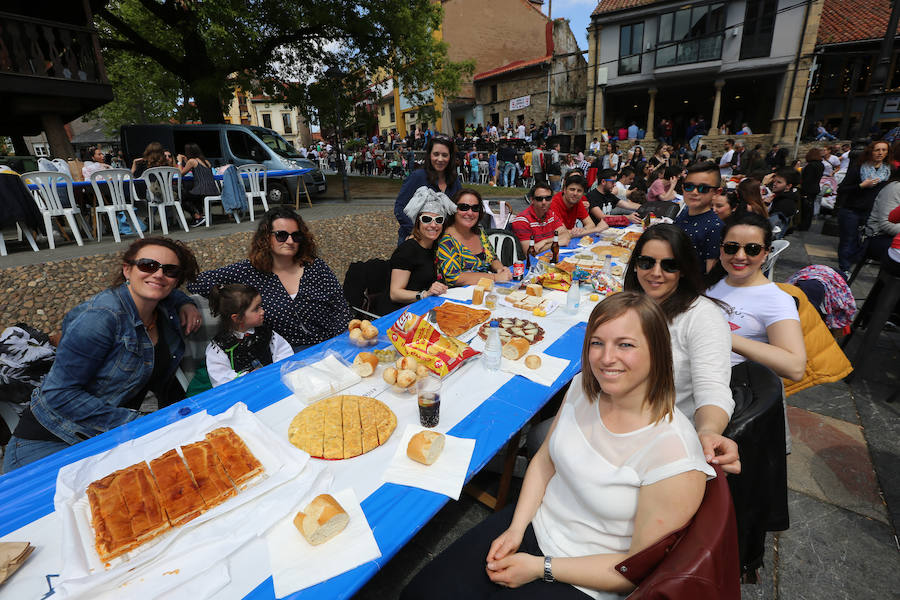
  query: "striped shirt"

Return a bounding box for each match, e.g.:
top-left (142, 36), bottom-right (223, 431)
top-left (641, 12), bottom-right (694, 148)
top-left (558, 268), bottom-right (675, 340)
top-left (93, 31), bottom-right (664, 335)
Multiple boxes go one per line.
top-left (511, 205), bottom-right (562, 244)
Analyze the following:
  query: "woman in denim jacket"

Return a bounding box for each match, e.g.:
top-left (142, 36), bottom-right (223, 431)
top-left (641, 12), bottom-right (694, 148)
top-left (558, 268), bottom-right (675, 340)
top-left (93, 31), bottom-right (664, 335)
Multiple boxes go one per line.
top-left (2, 238), bottom-right (202, 473)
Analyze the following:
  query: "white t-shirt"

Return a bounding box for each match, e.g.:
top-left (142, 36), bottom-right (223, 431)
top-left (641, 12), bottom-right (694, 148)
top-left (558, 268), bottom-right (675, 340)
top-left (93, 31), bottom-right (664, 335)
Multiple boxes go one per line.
top-left (531, 374), bottom-right (715, 600)
top-left (706, 279), bottom-right (800, 366)
top-left (821, 155), bottom-right (840, 177)
top-left (839, 151), bottom-right (850, 173)
top-left (517, 124), bottom-right (526, 139)
top-left (612, 181), bottom-right (629, 202)
top-left (719, 149), bottom-right (734, 178)
top-left (206, 327), bottom-right (294, 387)
top-left (670, 297), bottom-right (735, 420)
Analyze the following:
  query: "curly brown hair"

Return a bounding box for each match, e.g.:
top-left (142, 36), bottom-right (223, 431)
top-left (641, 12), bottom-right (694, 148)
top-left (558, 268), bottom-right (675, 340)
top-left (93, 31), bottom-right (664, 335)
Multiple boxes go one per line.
top-left (249, 206), bottom-right (317, 271)
top-left (111, 237), bottom-right (199, 288)
top-left (142, 142), bottom-right (169, 168)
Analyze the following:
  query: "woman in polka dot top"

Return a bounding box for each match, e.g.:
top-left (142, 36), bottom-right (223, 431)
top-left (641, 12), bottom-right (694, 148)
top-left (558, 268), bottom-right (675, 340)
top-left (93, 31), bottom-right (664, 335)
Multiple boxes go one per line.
top-left (188, 207), bottom-right (350, 350)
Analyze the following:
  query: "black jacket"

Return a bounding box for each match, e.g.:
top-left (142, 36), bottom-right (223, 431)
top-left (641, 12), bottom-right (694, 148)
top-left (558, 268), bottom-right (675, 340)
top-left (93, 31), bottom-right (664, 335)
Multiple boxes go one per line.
top-left (836, 162), bottom-right (889, 212)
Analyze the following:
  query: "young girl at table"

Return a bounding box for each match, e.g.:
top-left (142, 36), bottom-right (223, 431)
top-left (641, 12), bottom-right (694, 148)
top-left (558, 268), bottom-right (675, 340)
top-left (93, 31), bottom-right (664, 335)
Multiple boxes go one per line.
top-left (205, 283), bottom-right (293, 387)
top-left (402, 292), bottom-right (714, 600)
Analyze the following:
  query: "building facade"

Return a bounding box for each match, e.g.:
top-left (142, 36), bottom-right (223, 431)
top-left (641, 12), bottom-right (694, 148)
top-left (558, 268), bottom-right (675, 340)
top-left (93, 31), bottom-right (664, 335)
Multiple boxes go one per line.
top-left (224, 90), bottom-right (313, 149)
top-left (585, 0), bottom-right (824, 145)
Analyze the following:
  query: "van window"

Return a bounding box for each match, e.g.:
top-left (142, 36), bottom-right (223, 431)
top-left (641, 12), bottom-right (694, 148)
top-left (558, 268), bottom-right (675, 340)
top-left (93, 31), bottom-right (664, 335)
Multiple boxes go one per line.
top-left (173, 130), bottom-right (222, 159)
top-left (256, 130), bottom-right (302, 158)
top-left (227, 130), bottom-right (268, 161)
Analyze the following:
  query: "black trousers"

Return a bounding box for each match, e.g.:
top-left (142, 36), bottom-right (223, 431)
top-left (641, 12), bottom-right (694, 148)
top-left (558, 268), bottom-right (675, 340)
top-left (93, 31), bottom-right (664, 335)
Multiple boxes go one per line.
top-left (401, 504), bottom-right (593, 600)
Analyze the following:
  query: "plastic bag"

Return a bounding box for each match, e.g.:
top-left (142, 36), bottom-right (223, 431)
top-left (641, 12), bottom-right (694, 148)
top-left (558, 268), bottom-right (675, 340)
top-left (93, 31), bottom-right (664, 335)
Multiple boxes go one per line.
top-left (280, 351), bottom-right (361, 405)
top-left (386, 311), bottom-right (478, 377)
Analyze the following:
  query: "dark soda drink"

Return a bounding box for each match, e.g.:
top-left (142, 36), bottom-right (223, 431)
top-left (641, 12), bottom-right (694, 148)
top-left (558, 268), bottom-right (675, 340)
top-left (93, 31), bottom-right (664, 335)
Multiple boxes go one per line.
top-left (418, 393), bottom-right (441, 428)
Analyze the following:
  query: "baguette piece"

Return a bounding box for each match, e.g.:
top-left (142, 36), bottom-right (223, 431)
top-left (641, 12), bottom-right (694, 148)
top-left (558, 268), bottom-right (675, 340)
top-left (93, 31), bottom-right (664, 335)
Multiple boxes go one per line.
top-left (477, 277), bottom-right (494, 291)
top-left (525, 354), bottom-right (542, 369)
top-left (353, 352), bottom-right (378, 377)
top-left (501, 337), bottom-right (529, 360)
top-left (526, 284), bottom-right (543, 297)
top-left (406, 430), bottom-right (445, 465)
top-left (293, 494), bottom-right (349, 545)
top-left (472, 286), bottom-right (485, 305)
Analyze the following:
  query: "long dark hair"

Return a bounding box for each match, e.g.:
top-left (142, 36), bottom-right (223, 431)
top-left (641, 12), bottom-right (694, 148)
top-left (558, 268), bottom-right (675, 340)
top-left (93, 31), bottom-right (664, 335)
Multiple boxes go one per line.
top-left (424, 136), bottom-right (458, 187)
top-left (249, 206), bottom-right (317, 270)
top-left (209, 283), bottom-right (259, 333)
top-left (624, 224), bottom-right (717, 321)
top-left (184, 143), bottom-right (206, 160)
top-left (704, 212), bottom-right (773, 287)
top-left (735, 178), bottom-right (769, 217)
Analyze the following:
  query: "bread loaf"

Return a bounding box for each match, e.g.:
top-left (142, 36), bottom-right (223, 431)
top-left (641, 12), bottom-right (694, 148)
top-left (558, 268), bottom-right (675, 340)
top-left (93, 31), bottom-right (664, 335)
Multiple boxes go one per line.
top-left (501, 338), bottom-right (529, 360)
top-left (526, 284), bottom-right (543, 297)
top-left (396, 356), bottom-right (418, 371)
top-left (360, 320), bottom-right (379, 340)
top-left (348, 319), bottom-right (362, 332)
top-left (525, 355), bottom-right (542, 369)
top-left (472, 286), bottom-right (485, 305)
top-left (293, 494), bottom-right (349, 545)
top-left (406, 431), bottom-right (445, 465)
top-left (349, 328), bottom-right (366, 344)
top-left (396, 369), bottom-right (417, 390)
top-left (382, 367), bottom-right (398, 385)
top-left (477, 277), bottom-right (494, 291)
top-left (352, 352), bottom-right (378, 377)
top-left (415, 364), bottom-right (430, 380)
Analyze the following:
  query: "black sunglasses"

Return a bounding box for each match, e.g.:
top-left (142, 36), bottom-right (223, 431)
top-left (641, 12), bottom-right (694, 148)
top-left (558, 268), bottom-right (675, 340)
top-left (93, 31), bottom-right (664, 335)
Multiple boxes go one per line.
top-left (419, 215), bottom-right (445, 224)
top-left (635, 255), bottom-right (680, 273)
top-left (272, 230), bottom-right (303, 243)
top-left (533, 195), bottom-right (553, 202)
top-left (682, 182), bottom-right (715, 193)
top-left (721, 241), bottom-right (766, 256)
top-left (456, 203), bottom-right (480, 212)
top-left (127, 258), bottom-right (182, 279)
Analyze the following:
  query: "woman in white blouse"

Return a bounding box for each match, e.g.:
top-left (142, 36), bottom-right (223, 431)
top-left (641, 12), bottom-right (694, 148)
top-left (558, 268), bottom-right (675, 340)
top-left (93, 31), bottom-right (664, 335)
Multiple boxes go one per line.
top-left (402, 293), bottom-right (714, 599)
top-left (623, 224), bottom-right (740, 474)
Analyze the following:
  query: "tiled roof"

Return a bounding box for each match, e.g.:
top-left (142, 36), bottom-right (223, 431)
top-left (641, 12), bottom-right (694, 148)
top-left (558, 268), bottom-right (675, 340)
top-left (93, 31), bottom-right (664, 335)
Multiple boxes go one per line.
top-left (818, 0), bottom-right (900, 45)
top-left (592, 0), bottom-right (656, 17)
top-left (473, 55), bottom-right (552, 81)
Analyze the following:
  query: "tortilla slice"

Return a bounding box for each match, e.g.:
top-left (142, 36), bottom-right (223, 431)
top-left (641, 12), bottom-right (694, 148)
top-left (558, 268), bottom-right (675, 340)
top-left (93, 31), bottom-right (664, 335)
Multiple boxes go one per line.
top-left (358, 396), bottom-right (380, 454)
top-left (341, 395), bottom-right (363, 459)
top-left (323, 395), bottom-right (344, 459)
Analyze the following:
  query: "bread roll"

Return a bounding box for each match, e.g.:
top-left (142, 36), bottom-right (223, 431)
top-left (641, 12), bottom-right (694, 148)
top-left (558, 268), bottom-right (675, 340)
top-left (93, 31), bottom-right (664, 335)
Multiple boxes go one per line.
top-left (501, 338), bottom-right (529, 360)
top-left (406, 431), bottom-right (445, 465)
top-left (348, 319), bottom-right (362, 332)
top-left (396, 356), bottom-right (418, 371)
top-left (349, 328), bottom-right (366, 344)
top-left (383, 367), bottom-right (398, 385)
top-left (472, 286), bottom-right (485, 305)
top-left (526, 284), bottom-right (543, 297)
top-left (477, 277), bottom-right (494, 291)
top-left (525, 354), bottom-right (542, 369)
top-left (396, 369), bottom-right (417, 390)
top-left (293, 494), bottom-right (349, 545)
top-left (361, 322), bottom-right (379, 340)
top-left (352, 352), bottom-right (378, 377)
top-left (415, 364), bottom-right (430, 380)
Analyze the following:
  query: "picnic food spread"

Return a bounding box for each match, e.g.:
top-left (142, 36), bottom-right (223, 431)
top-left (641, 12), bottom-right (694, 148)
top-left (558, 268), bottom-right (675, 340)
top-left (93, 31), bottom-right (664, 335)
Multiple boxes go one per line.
top-left (288, 395), bottom-right (397, 459)
top-left (387, 310), bottom-right (479, 377)
top-left (407, 431), bottom-right (445, 465)
top-left (430, 302), bottom-right (492, 337)
top-left (87, 426), bottom-right (262, 562)
top-left (293, 494), bottom-right (349, 546)
top-left (477, 317), bottom-right (544, 345)
top-left (504, 289), bottom-right (554, 313)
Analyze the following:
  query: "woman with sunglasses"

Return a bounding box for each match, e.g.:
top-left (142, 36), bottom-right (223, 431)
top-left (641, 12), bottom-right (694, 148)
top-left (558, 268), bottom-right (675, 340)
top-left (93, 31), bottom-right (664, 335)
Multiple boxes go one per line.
top-left (706, 213), bottom-right (806, 381)
top-left (623, 225), bottom-right (739, 474)
top-left (394, 135), bottom-right (462, 245)
top-left (437, 189), bottom-right (512, 286)
top-left (383, 187), bottom-right (456, 313)
top-left (189, 207), bottom-right (350, 351)
top-left (3, 237), bottom-right (201, 473)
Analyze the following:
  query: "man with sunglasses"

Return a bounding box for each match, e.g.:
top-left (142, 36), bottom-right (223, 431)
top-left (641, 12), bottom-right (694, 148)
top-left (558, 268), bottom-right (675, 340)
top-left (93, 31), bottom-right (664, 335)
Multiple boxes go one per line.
top-left (674, 163), bottom-right (724, 273)
top-left (586, 169), bottom-right (642, 227)
top-left (511, 183), bottom-right (571, 255)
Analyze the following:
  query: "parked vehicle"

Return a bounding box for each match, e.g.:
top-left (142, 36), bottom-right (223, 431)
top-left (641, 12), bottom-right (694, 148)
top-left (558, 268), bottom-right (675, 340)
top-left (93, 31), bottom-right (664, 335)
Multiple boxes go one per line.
top-left (120, 124), bottom-right (327, 204)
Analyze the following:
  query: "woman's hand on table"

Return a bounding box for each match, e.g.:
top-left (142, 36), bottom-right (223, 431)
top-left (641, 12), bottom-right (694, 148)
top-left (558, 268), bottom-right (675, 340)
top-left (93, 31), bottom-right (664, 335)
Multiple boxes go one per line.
top-left (698, 431), bottom-right (741, 474)
top-left (428, 281), bottom-right (448, 296)
top-left (179, 303), bottom-right (203, 335)
top-left (486, 552), bottom-right (542, 588)
top-left (493, 268), bottom-right (512, 283)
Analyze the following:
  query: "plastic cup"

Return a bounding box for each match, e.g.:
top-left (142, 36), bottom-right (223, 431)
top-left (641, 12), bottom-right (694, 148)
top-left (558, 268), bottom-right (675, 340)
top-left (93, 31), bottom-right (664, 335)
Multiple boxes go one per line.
top-left (485, 293), bottom-right (498, 309)
top-left (416, 375), bottom-right (442, 428)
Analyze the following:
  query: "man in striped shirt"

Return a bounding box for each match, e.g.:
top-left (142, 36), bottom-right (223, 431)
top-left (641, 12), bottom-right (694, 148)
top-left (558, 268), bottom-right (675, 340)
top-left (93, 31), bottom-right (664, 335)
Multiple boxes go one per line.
top-left (511, 182), bottom-right (571, 255)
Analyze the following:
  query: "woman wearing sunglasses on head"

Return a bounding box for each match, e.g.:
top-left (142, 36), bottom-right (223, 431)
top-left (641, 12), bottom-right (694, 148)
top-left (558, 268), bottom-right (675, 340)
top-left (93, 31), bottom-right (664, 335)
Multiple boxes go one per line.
top-left (705, 213), bottom-right (806, 381)
top-left (383, 187), bottom-right (456, 313)
top-left (3, 238), bottom-right (202, 473)
top-left (623, 225), bottom-right (739, 474)
top-left (437, 189), bottom-right (512, 286)
top-left (188, 207), bottom-right (350, 351)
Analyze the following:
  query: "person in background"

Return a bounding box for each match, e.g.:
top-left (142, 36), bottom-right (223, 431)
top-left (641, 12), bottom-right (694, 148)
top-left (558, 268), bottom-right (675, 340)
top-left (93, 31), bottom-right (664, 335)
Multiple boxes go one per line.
top-left (82, 146), bottom-right (111, 180)
top-left (531, 143), bottom-right (546, 186)
top-left (586, 169), bottom-right (641, 226)
top-left (205, 283), bottom-right (293, 387)
top-left (815, 121), bottom-right (836, 141)
top-left (864, 152), bottom-right (900, 262)
top-left (177, 143), bottom-right (217, 227)
top-left (739, 123), bottom-right (752, 135)
top-left (646, 165), bottom-right (680, 203)
top-left (589, 137), bottom-right (601, 154)
top-left (401, 292), bottom-right (714, 600)
top-left (499, 141), bottom-right (518, 188)
top-left (797, 147), bottom-right (824, 231)
top-left (763, 167), bottom-right (799, 236)
top-left (550, 173), bottom-right (609, 236)
top-left (674, 163), bottom-right (724, 273)
top-left (734, 178), bottom-right (769, 218)
top-left (394, 135), bottom-right (462, 244)
top-left (718, 139), bottom-right (735, 180)
top-left (511, 182), bottom-right (571, 255)
top-left (189, 207), bottom-right (350, 351)
top-left (437, 189), bottom-right (511, 286)
top-left (469, 153), bottom-right (480, 183)
top-left (385, 187), bottom-right (455, 312)
top-left (835, 143), bottom-right (851, 183)
top-left (765, 143), bottom-right (787, 171)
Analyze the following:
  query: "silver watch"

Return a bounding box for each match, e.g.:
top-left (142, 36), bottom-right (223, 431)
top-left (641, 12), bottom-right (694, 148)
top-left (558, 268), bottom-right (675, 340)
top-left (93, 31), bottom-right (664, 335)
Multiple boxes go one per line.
top-left (543, 555), bottom-right (555, 583)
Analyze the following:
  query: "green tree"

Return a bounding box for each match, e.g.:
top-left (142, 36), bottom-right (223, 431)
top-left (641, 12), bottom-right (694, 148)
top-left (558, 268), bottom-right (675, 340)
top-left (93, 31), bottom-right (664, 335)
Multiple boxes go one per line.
top-left (96, 0), bottom-right (473, 125)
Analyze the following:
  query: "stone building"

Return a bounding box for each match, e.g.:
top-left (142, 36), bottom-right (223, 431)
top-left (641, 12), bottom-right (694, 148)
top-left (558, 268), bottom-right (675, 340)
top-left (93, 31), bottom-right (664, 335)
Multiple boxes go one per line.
top-left (585, 0), bottom-right (825, 146)
top-left (473, 18), bottom-right (588, 150)
top-left (224, 89), bottom-right (313, 149)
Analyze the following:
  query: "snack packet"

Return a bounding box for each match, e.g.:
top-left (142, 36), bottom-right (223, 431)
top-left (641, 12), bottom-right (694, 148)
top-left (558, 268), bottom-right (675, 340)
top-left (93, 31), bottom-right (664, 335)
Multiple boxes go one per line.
top-left (536, 267), bottom-right (572, 292)
top-left (387, 311), bottom-right (479, 377)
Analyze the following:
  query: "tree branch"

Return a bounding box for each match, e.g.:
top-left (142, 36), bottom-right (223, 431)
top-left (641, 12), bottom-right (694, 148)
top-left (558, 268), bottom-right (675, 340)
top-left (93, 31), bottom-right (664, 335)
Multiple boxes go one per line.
top-left (97, 7), bottom-right (185, 76)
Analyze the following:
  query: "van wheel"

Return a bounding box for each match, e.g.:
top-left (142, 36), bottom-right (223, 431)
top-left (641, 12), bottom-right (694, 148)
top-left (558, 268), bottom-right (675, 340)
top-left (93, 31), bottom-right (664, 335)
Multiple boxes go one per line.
top-left (267, 182), bottom-right (289, 204)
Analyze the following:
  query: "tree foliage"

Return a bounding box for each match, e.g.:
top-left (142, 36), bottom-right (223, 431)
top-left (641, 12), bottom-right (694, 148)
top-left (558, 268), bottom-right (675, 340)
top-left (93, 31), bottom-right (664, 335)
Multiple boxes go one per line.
top-left (95, 0), bottom-right (474, 126)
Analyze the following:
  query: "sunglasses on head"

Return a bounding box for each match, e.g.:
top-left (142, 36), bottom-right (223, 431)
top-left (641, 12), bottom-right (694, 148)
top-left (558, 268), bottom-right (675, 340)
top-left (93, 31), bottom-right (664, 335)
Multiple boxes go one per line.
top-left (682, 182), bottom-right (715, 193)
top-left (533, 195), bottom-right (553, 202)
top-left (419, 214), bottom-right (445, 224)
top-left (721, 241), bottom-right (766, 256)
top-left (456, 203), bottom-right (480, 212)
top-left (272, 230), bottom-right (303, 243)
top-left (635, 255), bottom-right (680, 273)
top-left (127, 258), bottom-right (182, 279)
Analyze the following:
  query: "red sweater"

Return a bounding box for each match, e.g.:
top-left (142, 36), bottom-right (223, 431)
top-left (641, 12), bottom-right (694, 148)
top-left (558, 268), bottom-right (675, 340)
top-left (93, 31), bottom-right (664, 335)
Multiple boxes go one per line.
top-left (889, 204), bottom-right (900, 250)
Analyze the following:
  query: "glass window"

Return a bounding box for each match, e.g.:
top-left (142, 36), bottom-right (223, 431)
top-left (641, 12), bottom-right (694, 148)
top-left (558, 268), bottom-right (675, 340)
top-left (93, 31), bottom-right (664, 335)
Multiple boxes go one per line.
top-left (656, 4), bottom-right (724, 67)
top-left (282, 113), bottom-right (293, 134)
top-left (889, 51), bottom-right (900, 90)
top-left (740, 0), bottom-right (777, 59)
top-left (658, 12), bottom-right (673, 42)
top-left (262, 113), bottom-right (272, 129)
top-left (673, 9), bottom-right (690, 40)
top-left (227, 131), bottom-right (269, 161)
top-left (619, 22), bottom-right (643, 75)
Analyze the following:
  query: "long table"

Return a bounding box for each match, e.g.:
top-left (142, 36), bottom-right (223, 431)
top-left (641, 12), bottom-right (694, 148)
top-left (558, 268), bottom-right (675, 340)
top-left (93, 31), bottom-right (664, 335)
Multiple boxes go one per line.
top-left (0, 292), bottom-right (588, 599)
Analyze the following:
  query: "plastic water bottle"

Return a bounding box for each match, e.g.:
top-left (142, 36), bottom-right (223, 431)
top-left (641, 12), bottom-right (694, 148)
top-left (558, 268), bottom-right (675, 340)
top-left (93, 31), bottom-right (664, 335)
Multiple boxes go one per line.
top-left (483, 320), bottom-right (502, 371)
top-left (566, 281), bottom-right (580, 314)
top-left (604, 254), bottom-right (613, 278)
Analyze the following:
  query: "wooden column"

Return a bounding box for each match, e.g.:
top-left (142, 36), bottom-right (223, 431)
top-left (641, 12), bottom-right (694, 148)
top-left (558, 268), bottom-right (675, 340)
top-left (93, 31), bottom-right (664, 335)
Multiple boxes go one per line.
top-left (710, 79), bottom-right (725, 132)
top-left (646, 88), bottom-right (658, 140)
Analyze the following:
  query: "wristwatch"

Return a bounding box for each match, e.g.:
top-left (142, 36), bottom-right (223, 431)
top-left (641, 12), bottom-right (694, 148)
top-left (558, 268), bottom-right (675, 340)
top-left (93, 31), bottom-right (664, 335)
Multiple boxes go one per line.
top-left (415, 291), bottom-right (424, 301)
top-left (543, 556), bottom-right (555, 583)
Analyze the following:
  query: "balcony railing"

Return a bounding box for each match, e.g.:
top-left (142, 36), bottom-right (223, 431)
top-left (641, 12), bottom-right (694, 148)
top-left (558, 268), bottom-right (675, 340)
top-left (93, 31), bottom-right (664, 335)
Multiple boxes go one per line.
top-left (0, 11), bottom-right (108, 85)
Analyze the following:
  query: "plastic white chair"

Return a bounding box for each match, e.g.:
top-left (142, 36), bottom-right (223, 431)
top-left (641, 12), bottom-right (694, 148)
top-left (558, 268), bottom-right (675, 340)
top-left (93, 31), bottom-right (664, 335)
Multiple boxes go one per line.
top-left (482, 200), bottom-right (512, 229)
top-left (238, 164), bottom-right (269, 221)
top-left (763, 239), bottom-right (790, 281)
top-left (487, 230), bottom-right (520, 267)
top-left (142, 167), bottom-right (190, 234)
top-left (20, 171), bottom-right (92, 249)
top-left (89, 169), bottom-right (144, 243)
top-left (203, 176), bottom-right (241, 227)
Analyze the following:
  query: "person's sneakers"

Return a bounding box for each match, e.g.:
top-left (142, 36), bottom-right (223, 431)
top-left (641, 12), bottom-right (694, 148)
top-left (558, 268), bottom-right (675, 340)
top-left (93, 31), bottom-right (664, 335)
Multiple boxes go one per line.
top-left (192, 217), bottom-right (206, 227)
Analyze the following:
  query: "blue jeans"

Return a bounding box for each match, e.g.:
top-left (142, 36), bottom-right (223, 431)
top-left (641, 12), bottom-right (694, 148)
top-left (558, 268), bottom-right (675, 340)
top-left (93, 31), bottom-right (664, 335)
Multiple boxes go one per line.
top-left (470, 171), bottom-right (479, 183)
top-left (2, 436), bottom-right (69, 474)
top-left (502, 162), bottom-right (516, 187)
top-left (816, 132), bottom-right (836, 141)
top-left (769, 213), bottom-right (789, 239)
top-left (837, 207), bottom-right (867, 272)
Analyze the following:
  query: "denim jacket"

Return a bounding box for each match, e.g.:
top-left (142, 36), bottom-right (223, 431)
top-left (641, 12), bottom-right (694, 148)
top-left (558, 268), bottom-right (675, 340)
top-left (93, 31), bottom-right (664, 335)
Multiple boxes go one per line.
top-left (29, 284), bottom-right (193, 445)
